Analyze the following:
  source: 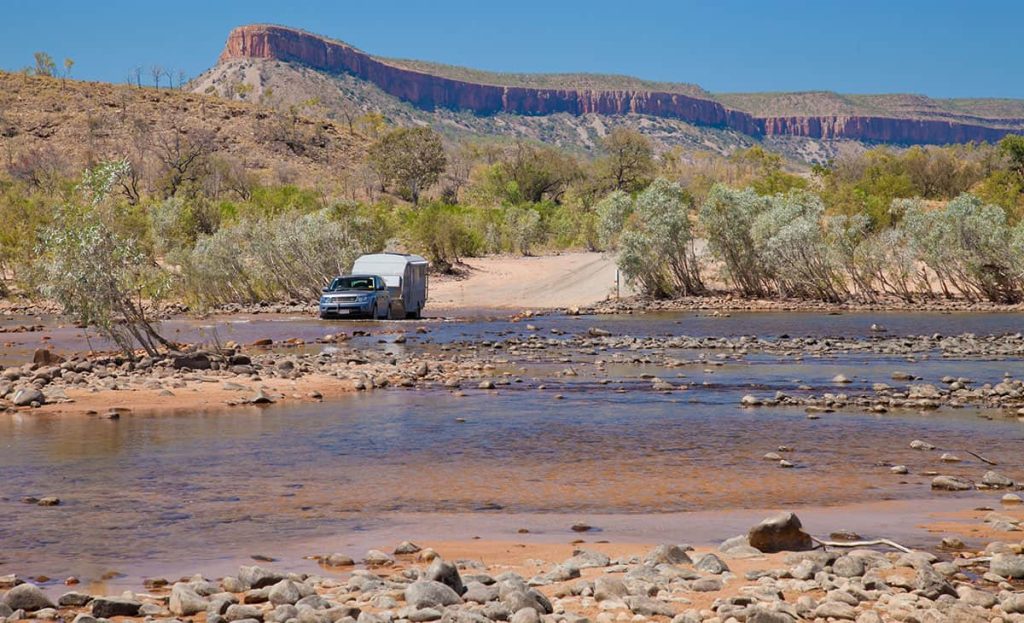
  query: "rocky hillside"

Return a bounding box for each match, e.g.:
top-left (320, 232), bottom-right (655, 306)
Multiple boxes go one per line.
top-left (191, 58), bottom-right (762, 158)
top-left (210, 24), bottom-right (1023, 148)
top-left (0, 70), bottom-right (367, 188)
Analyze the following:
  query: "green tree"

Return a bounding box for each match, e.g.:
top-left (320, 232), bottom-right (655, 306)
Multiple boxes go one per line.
top-left (471, 142), bottom-right (581, 205)
top-left (33, 51), bottom-right (56, 77)
top-left (999, 134), bottom-right (1024, 180)
top-left (367, 127), bottom-right (447, 205)
top-left (596, 128), bottom-right (655, 193)
top-left (37, 161), bottom-right (172, 357)
top-left (729, 146), bottom-right (808, 196)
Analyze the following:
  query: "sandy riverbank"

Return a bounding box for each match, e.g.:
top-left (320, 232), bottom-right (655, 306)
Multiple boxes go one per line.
top-left (32, 373), bottom-right (356, 418)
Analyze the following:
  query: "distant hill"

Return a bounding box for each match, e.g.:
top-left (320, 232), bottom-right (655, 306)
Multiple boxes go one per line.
top-left (194, 23), bottom-right (1024, 162)
top-left (0, 70), bottom-right (367, 188)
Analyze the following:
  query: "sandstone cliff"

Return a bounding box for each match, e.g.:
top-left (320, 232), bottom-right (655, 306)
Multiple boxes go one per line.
top-left (219, 24), bottom-right (1022, 145)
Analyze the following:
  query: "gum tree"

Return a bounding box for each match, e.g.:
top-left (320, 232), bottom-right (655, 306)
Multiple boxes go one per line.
top-left (38, 160), bottom-right (172, 357)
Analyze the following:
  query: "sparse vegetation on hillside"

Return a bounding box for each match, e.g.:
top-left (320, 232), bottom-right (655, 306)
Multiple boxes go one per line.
top-left (0, 70), bottom-right (368, 192)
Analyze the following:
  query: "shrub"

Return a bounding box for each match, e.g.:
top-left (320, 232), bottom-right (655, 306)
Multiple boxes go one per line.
top-left (37, 161), bottom-right (171, 356)
top-left (179, 209), bottom-right (371, 306)
top-left (698, 184), bottom-right (771, 296)
top-left (599, 178), bottom-right (703, 297)
top-left (751, 191), bottom-right (846, 302)
top-left (405, 203), bottom-right (481, 272)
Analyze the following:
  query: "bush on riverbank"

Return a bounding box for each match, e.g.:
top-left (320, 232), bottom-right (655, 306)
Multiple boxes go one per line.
top-left (603, 180), bottom-right (1024, 303)
top-left (4, 129), bottom-right (1024, 310)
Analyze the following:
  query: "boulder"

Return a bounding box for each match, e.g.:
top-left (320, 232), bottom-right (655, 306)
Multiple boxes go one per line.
top-left (424, 558), bottom-right (465, 595)
top-left (643, 544), bottom-right (691, 565)
top-left (11, 388), bottom-right (44, 407)
top-left (91, 597), bottom-right (142, 618)
top-left (982, 471), bottom-right (1015, 488)
top-left (238, 565), bottom-right (285, 589)
top-left (509, 607), bottom-right (539, 623)
top-left (267, 580), bottom-right (302, 606)
top-left (693, 553), bottom-right (729, 574)
top-left (623, 596), bottom-right (675, 617)
top-left (172, 354), bottom-right (211, 370)
top-left (58, 592), bottom-right (93, 607)
top-left (170, 583), bottom-right (209, 616)
top-left (813, 601), bottom-right (856, 620)
top-left (990, 553), bottom-right (1024, 579)
top-left (565, 549), bottom-right (611, 568)
top-left (33, 349), bottom-right (65, 366)
top-left (1, 583), bottom-right (55, 611)
top-left (394, 541), bottom-right (422, 555)
top-left (592, 577), bottom-right (627, 602)
top-left (363, 550), bottom-right (395, 567)
top-left (831, 555), bottom-right (865, 578)
top-left (226, 604), bottom-right (265, 622)
top-left (747, 512), bottom-right (813, 553)
top-left (324, 553), bottom-right (354, 567)
top-left (405, 581), bottom-right (462, 609)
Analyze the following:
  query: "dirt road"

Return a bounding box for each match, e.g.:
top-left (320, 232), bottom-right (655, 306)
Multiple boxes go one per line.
top-left (429, 253), bottom-right (631, 310)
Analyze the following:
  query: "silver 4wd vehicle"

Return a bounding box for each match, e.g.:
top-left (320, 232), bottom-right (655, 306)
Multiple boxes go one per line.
top-left (319, 275), bottom-right (391, 319)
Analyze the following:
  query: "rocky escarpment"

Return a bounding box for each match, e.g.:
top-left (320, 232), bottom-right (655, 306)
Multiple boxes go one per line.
top-left (219, 24), bottom-right (1023, 145)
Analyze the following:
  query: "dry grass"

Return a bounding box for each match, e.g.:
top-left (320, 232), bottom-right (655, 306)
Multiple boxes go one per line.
top-left (0, 71), bottom-right (370, 188)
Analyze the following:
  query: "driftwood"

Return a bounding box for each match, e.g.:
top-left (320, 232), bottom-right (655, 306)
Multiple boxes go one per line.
top-left (812, 536), bottom-right (913, 553)
top-left (964, 450), bottom-right (998, 466)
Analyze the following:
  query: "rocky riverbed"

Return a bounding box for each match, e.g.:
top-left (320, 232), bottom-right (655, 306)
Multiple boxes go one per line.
top-left (5, 321), bottom-right (1024, 419)
top-left (2, 513), bottom-right (1023, 623)
top-left (4, 310), bottom-right (1024, 622)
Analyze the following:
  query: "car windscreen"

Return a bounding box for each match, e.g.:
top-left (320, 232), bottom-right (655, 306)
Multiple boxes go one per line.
top-left (329, 277), bottom-right (375, 291)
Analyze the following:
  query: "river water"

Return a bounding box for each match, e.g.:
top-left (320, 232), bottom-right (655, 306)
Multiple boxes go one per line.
top-left (2, 310), bottom-right (1023, 591)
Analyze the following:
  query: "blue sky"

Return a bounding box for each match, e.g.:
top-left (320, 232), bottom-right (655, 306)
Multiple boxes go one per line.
top-left (1, 0), bottom-right (1021, 99)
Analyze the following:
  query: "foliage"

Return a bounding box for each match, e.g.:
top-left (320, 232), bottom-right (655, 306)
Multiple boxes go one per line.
top-left (503, 204), bottom-right (544, 255)
top-left (367, 127), bottom-right (447, 205)
top-left (468, 142), bottom-right (582, 205)
top-left (404, 203), bottom-right (482, 271)
top-left (33, 52), bottom-right (56, 77)
top-left (750, 191), bottom-right (845, 302)
top-left (596, 128), bottom-right (655, 193)
top-left (599, 178), bottom-right (703, 297)
top-left (178, 209), bottom-right (375, 307)
top-left (902, 194), bottom-right (1021, 302)
top-left (698, 184), bottom-right (771, 296)
top-left (37, 162), bottom-right (171, 356)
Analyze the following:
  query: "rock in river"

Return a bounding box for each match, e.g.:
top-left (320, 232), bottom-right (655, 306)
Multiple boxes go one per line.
top-left (931, 475), bottom-right (974, 491)
top-left (747, 512), bottom-right (813, 553)
top-left (982, 470), bottom-right (1015, 488)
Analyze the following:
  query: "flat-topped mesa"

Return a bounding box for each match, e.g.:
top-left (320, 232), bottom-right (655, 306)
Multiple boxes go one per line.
top-left (219, 24), bottom-right (753, 131)
top-left (219, 24), bottom-right (1021, 145)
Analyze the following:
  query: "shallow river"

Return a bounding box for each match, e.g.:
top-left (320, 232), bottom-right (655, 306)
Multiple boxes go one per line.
top-left (2, 310), bottom-right (1023, 591)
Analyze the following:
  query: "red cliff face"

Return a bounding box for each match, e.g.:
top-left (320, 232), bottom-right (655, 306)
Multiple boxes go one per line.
top-left (220, 25), bottom-right (1019, 145)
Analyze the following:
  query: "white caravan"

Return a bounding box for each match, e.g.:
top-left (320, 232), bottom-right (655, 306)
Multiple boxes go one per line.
top-left (350, 253), bottom-right (429, 319)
